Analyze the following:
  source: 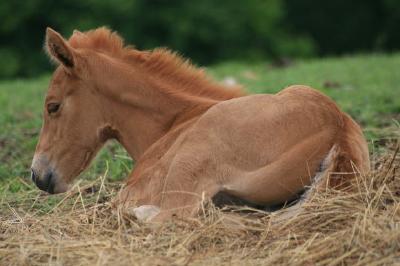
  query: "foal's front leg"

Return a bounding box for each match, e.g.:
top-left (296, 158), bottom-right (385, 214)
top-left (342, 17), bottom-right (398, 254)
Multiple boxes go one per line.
top-left (116, 159), bottom-right (219, 222)
top-left (154, 174), bottom-right (219, 222)
top-left (117, 177), bottom-right (219, 222)
top-left (116, 167), bottom-right (219, 222)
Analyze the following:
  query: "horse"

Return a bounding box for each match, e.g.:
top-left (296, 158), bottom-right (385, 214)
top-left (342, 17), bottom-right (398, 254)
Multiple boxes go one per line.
top-left (31, 27), bottom-right (370, 222)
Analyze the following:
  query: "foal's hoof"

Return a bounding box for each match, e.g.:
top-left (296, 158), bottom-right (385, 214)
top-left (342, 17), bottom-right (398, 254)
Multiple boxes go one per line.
top-left (131, 205), bottom-right (161, 222)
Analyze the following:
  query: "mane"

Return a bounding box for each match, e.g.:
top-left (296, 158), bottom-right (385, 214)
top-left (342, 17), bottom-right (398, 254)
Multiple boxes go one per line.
top-left (68, 27), bottom-right (245, 101)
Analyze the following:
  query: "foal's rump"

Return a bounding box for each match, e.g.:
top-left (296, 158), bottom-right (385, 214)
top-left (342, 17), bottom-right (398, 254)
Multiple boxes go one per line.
top-left (194, 85), bottom-right (369, 205)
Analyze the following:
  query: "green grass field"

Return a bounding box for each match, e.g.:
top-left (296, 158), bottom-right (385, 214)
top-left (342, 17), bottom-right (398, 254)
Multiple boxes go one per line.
top-left (0, 54), bottom-right (399, 265)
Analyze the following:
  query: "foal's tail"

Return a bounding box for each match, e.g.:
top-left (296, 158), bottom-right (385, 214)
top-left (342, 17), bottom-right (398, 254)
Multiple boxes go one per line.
top-left (330, 113), bottom-right (370, 183)
top-left (275, 113), bottom-right (370, 222)
top-left (315, 113), bottom-right (370, 189)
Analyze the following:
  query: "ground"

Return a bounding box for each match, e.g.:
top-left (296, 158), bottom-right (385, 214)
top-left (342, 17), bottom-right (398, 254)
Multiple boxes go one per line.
top-left (0, 54), bottom-right (399, 265)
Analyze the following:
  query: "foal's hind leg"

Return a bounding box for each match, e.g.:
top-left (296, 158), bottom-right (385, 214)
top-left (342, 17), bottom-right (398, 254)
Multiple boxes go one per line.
top-left (223, 129), bottom-right (335, 205)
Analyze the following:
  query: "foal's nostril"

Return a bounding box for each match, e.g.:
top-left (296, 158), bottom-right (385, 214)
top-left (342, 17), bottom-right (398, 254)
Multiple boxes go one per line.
top-left (31, 168), bottom-right (37, 183)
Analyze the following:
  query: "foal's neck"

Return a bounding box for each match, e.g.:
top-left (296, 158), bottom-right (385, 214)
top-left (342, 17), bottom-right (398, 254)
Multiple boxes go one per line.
top-left (116, 87), bottom-right (215, 161)
top-left (95, 56), bottom-right (218, 160)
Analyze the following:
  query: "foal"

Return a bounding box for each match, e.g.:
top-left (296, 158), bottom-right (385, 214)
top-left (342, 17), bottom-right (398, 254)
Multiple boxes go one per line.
top-left (31, 27), bottom-right (370, 222)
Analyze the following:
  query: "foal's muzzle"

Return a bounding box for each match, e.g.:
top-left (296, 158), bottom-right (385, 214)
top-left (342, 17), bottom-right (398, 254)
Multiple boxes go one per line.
top-left (30, 154), bottom-right (69, 194)
top-left (31, 168), bottom-right (56, 194)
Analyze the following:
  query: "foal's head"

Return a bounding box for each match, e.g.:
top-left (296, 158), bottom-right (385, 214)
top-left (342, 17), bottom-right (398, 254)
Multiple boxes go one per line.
top-left (31, 28), bottom-right (110, 193)
top-left (31, 27), bottom-right (244, 194)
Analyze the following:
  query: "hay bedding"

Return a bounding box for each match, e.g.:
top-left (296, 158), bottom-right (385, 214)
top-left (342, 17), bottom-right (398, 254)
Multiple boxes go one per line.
top-left (1, 141), bottom-right (399, 265)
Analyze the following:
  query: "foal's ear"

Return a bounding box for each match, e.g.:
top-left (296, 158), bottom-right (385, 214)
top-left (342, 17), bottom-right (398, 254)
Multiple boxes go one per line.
top-left (45, 27), bottom-right (75, 69)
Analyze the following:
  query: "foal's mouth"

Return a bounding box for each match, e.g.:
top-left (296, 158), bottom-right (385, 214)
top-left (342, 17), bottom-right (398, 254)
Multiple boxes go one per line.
top-left (31, 146), bottom-right (97, 194)
top-left (31, 166), bottom-right (68, 194)
top-left (31, 169), bottom-right (56, 193)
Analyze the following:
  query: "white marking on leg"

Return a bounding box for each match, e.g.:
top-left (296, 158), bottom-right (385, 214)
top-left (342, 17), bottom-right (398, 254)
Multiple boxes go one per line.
top-left (132, 205), bottom-right (161, 222)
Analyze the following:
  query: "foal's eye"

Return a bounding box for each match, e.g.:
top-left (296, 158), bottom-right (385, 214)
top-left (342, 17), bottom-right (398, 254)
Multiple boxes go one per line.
top-left (47, 103), bottom-right (60, 114)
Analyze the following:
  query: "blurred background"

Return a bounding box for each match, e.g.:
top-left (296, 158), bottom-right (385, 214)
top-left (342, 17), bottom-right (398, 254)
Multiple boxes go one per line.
top-left (1, 0), bottom-right (399, 79)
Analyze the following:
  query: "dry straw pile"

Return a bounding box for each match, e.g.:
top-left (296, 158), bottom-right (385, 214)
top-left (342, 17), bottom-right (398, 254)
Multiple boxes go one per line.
top-left (1, 140), bottom-right (399, 265)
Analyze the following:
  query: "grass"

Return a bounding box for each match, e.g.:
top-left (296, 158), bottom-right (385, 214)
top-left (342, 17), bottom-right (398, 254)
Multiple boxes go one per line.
top-left (0, 53), bottom-right (399, 265)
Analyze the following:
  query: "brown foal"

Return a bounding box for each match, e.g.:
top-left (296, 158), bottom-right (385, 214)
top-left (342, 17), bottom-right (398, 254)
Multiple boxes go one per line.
top-left (31, 27), bottom-right (370, 222)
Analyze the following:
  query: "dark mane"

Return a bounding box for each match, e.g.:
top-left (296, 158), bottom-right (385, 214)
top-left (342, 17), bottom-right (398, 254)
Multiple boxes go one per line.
top-left (68, 27), bottom-right (245, 100)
